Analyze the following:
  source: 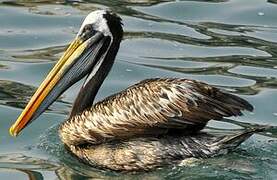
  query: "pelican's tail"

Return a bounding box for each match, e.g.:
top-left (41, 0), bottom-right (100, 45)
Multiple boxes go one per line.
top-left (211, 126), bottom-right (272, 155)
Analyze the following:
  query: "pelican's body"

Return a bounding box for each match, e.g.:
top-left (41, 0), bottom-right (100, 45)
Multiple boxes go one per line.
top-left (10, 10), bottom-right (261, 171)
top-left (59, 78), bottom-right (254, 170)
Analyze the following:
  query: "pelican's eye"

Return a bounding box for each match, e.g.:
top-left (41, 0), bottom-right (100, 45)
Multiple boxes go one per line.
top-left (83, 24), bottom-right (93, 32)
top-left (80, 24), bottom-right (97, 41)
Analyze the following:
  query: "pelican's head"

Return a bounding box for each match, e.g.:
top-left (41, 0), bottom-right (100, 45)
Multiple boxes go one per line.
top-left (10, 10), bottom-right (123, 136)
top-left (78, 10), bottom-right (123, 41)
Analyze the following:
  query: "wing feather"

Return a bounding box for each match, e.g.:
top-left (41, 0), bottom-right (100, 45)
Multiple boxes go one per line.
top-left (64, 78), bottom-right (253, 145)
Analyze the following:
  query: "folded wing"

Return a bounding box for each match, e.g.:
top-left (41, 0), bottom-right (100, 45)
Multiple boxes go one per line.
top-left (62, 78), bottom-right (253, 145)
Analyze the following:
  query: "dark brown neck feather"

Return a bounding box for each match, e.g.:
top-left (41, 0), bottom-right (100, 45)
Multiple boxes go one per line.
top-left (70, 12), bottom-right (123, 117)
top-left (70, 39), bottom-right (121, 117)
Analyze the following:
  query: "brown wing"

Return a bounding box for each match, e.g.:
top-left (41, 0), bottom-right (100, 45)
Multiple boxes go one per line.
top-left (62, 78), bottom-right (253, 145)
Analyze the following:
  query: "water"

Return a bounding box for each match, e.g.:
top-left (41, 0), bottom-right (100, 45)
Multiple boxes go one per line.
top-left (0, 0), bottom-right (277, 179)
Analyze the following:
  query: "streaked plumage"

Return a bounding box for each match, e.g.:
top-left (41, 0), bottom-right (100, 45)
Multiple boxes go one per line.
top-left (10, 10), bottom-right (264, 171)
top-left (67, 130), bottom-right (259, 171)
top-left (59, 78), bottom-right (252, 147)
top-left (59, 78), bottom-right (256, 171)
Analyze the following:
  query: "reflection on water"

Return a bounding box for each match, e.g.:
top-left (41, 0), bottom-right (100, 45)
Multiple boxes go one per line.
top-left (0, 0), bottom-right (277, 179)
top-left (0, 153), bottom-right (85, 180)
top-left (0, 80), bottom-right (35, 109)
top-left (12, 45), bottom-right (66, 63)
top-left (0, 80), bottom-right (69, 114)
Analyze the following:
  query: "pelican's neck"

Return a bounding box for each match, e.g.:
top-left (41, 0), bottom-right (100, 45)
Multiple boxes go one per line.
top-left (70, 39), bottom-right (120, 117)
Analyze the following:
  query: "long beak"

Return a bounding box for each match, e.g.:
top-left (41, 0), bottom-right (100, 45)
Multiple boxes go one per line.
top-left (10, 32), bottom-right (106, 136)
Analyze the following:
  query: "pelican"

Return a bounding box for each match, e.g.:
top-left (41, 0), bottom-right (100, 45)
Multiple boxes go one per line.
top-left (10, 10), bottom-right (262, 171)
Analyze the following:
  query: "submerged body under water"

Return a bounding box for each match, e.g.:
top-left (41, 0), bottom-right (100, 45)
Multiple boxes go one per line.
top-left (0, 0), bottom-right (277, 179)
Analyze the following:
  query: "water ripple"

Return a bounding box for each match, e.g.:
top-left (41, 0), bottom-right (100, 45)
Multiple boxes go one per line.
top-left (0, 0), bottom-right (277, 179)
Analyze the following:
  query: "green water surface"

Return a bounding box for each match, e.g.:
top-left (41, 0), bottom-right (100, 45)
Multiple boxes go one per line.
top-left (0, 0), bottom-right (277, 179)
